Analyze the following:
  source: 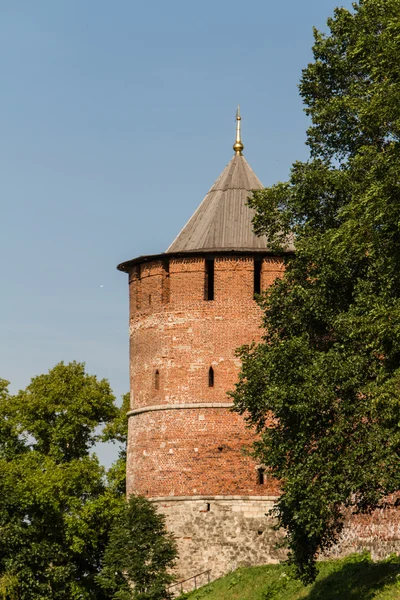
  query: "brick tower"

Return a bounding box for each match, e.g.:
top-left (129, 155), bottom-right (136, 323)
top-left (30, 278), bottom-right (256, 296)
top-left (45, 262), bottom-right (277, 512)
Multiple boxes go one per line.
top-left (117, 111), bottom-right (291, 581)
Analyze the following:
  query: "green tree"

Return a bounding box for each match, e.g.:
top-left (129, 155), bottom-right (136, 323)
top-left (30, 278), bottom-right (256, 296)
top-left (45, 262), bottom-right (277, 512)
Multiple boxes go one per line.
top-left (11, 361), bottom-right (117, 461)
top-left (232, 0), bottom-right (400, 582)
top-left (0, 379), bottom-right (25, 461)
top-left (102, 392), bottom-right (130, 496)
top-left (0, 362), bottom-right (125, 599)
top-left (98, 495), bottom-right (178, 600)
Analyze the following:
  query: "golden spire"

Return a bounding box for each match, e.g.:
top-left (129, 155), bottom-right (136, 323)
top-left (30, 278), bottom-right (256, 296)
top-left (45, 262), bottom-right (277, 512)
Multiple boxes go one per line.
top-left (233, 105), bottom-right (244, 155)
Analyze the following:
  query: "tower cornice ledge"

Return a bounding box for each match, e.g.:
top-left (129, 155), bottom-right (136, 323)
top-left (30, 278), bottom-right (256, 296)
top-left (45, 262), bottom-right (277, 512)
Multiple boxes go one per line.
top-left (127, 402), bottom-right (234, 417)
top-left (117, 248), bottom-right (293, 273)
top-left (148, 495), bottom-right (279, 502)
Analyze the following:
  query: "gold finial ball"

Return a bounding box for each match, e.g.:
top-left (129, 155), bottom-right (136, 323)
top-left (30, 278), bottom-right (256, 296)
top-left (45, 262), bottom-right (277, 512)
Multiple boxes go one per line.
top-left (233, 140), bottom-right (244, 154)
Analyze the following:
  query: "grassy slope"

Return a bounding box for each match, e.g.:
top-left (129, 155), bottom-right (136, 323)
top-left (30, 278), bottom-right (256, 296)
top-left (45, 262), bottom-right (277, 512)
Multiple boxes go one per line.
top-left (179, 554), bottom-right (400, 600)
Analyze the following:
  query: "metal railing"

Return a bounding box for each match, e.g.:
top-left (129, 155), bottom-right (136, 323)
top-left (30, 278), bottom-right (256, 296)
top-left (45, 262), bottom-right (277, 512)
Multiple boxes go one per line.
top-left (169, 569), bottom-right (211, 595)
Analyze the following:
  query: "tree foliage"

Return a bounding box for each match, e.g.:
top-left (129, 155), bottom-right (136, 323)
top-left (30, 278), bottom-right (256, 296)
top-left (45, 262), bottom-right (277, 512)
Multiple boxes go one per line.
top-left (0, 362), bottom-right (126, 599)
top-left (102, 392), bottom-right (130, 496)
top-left (232, 0), bottom-right (400, 582)
top-left (97, 496), bottom-right (178, 600)
top-left (12, 361), bottom-right (117, 461)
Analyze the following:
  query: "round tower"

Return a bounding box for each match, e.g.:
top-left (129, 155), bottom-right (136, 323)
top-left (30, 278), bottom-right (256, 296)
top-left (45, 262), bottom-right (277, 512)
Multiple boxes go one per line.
top-left (118, 111), bottom-right (292, 582)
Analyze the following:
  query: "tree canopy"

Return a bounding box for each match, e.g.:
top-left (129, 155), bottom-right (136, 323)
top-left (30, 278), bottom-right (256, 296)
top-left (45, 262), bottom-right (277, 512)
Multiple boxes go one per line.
top-left (0, 362), bottom-right (126, 599)
top-left (232, 0), bottom-right (400, 582)
top-left (97, 495), bottom-right (177, 600)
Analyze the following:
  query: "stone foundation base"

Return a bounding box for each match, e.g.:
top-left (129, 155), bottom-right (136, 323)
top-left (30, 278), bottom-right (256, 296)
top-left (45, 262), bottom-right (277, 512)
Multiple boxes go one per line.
top-left (153, 496), bottom-right (286, 583)
top-left (153, 496), bottom-right (400, 587)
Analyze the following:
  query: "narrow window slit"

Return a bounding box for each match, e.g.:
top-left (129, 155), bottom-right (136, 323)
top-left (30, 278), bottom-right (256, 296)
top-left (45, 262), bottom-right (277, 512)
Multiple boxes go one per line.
top-left (162, 260), bottom-right (170, 304)
top-left (135, 264), bottom-right (141, 310)
top-left (204, 259), bottom-right (214, 301)
top-left (155, 370), bottom-right (160, 390)
top-left (208, 367), bottom-right (214, 387)
top-left (254, 258), bottom-right (262, 297)
top-left (257, 467), bottom-right (265, 485)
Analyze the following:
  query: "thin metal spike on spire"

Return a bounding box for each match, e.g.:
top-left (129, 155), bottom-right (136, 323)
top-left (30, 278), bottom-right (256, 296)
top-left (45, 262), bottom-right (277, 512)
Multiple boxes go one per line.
top-left (233, 105), bottom-right (244, 155)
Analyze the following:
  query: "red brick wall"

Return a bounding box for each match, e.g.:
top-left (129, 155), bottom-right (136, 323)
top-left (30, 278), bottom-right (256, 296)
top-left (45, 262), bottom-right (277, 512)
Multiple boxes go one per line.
top-left (127, 255), bottom-right (284, 498)
top-left (336, 501), bottom-right (400, 559)
top-left (127, 408), bottom-right (280, 497)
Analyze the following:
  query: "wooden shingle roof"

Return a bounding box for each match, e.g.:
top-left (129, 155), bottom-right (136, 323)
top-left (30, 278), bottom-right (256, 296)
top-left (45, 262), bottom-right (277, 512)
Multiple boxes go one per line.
top-left (167, 153), bottom-right (270, 253)
top-left (117, 114), bottom-right (296, 274)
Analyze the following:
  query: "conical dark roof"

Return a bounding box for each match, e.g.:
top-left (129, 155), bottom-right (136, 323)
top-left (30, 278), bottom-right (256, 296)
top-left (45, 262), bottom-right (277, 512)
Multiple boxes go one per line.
top-left (167, 153), bottom-right (270, 253)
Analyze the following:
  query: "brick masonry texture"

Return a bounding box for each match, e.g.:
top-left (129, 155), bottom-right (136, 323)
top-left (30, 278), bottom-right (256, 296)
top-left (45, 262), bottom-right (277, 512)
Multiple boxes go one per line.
top-left (127, 256), bottom-right (284, 499)
top-left (128, 256), bottom-right (283, 412)
top-left (330, 502), bottom-right (400, 561)
top-left (127, 408), bottom-right (280, 498)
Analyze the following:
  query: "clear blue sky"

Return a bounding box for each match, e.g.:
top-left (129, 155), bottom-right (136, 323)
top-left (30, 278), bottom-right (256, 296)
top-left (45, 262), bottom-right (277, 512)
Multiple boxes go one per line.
top-left (1, 0), bottom-right (352, 465)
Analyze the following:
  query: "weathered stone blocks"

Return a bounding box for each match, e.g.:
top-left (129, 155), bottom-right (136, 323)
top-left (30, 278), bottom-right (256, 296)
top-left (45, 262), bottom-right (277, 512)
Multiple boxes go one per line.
top-left (155, 498), bottom-right (286, 582)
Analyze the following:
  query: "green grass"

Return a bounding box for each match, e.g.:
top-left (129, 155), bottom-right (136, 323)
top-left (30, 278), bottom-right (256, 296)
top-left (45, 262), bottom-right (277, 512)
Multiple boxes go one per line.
top-left (178, 554), bottom-right (400, 600)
